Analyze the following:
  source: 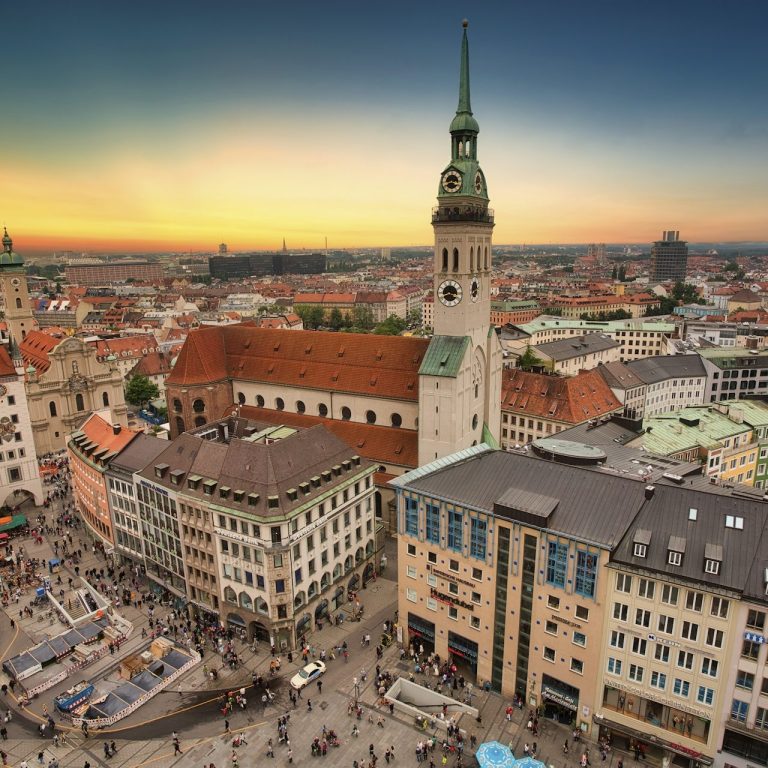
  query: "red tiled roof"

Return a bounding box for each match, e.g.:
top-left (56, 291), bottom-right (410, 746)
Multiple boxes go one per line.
top-left (501, 368), bottom-right (622, 424)
top-left (0, 345), bottom-right (16, 377)
top-left (77, 412), bottom-right (140, 457)
top-left (168, 325), bottom-right (429, 400)
top-left (19, 329), bottom-right (69, 373)
top-left (129, 350), bottom-right (175, 378)
top-left (93, 334), bottom-right (158, 360)
top-left (231, 405), bottom-right (418, 469)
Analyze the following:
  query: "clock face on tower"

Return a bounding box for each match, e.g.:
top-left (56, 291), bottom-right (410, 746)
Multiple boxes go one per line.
top-left (470, 278), bottom-right (480, 302)
top-left (438, 279), bottom-right (462, 307)
top-left (474, 171), bottom-right (483, 195)
top-left (441, 170), bottom-right (462, 193)
top-left (10, 278), bottom-right (20, 287)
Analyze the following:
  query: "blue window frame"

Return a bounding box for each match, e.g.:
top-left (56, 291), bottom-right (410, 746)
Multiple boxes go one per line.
top-left (607, 657), bottom-right (621, 675)
top-left (405, 496), bottom-right (418, 537)
top-left (673, 678), bottom-right (690, 697)
top-left (447, 509), bottom-right (463, 552)
top-left (470, 517), bottom-right (487, 559)
top-left (426, 503), bottom-right (440, 544)
top-left (731, 699), bottom-right (749, 722)
top-left (546, 542), bottom-right (568, 588)
top-left (697, 686), bottom-right (714, 706)
top-left (574, 550), bottom-right (598, 598)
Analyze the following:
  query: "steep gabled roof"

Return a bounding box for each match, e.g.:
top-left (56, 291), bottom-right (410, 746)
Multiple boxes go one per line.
top-left (165, 326), bottom-right (229, 385)
top-left (0, 345), bottom-right (16, 377)
top-left (19, 329), bottom-right (68, 373)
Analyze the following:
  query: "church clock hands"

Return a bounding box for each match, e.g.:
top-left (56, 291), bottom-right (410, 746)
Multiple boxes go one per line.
top-left (470, 277), bottom-right (480, 302)
top-left (438, 280), bottom-right (462, 307)
top-left (441, 170), bottom-right (462, 193)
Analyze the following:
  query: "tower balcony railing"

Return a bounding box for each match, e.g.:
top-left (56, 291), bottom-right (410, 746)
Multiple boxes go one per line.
top-left (432, 205), bottom-right (494, 225)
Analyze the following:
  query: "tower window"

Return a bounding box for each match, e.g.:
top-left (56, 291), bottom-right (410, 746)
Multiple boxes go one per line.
top-left (484, 246), bottom-right (489, 270)
top-left (365, 410), bottom-right (376, 425)
top-left (470, 246), bottom-right (474, 272)
top-left (192, 398), bottom-right (205, 413)
top-left (275, 397), bottom-right (285, 411)
top-left (441, 248), bottom-right (448, 272)
top-left (15, 298), bottom-right (22, 309)
top-left (173, 398), bottom-right (182, 412)
top-left (453, 248), bottom-right (459, 272)
top-left (102, 392), bottom-right (109, 407)
top-left (296, 400), bottom-right (306, 414)
top-left (391, 413), bottom-right (402, 428)
top-left (472, 414), bottom-right (478, 430)
top-left (49, 401), bottom-right (57, 418)
top-left (341, 406), bottom-right (351, 421)
top-left (256, 395), bottom-right (265, 408)
top-left (75, 393), bottom-right (84, 412)
top-left (318, 403), bottom-right (328, 417)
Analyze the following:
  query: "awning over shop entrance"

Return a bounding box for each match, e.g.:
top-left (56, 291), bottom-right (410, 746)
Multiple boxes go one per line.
top-left (0, 515), bottom-right (27, 533)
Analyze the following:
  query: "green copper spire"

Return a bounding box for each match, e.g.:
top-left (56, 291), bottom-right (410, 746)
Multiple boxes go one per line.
top-left (450, 20), bottom-right (479, 135)
top-left (458, 19), bottom-right (471, 114)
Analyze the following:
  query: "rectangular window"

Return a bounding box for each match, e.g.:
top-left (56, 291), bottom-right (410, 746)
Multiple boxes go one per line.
top-left (747, 610), bottom-right (766, 630)
top-left (632, 637), bottom-right (647, 656)
top-left (470, 616), bottom-right (480, 630)
top-left (635, 608), bottom-right (651, 628)
top-left (546, 542), bottom-right (568, 588)
top-left (573, 631), bottom-right (586, 647)
top-left (697, 686), bottom-right (714, 706)
top-left (574, 550), bottom-right (597, 598)
top-left (628, 664), bottom-right (644, 683)
top-left (668, 551), bottom-right (682, 566)
top-left (447, 510), bottom-right (463, 552)
top-left (425, 503), bottom-right (440, 544)
top-left (548, 595), bottom-right (560, 610)
top-left (662, 584), bottom-right (679, 606)
top-left (743, 639), bottom-right (761, 660)
top-left (406, 565), bottom-right (417, 578)
top-left (706, 627), bottom-right (724, 648)
top-left (543, 647), bottom-right (555, 662)
top-left (407, 543), bottom-right (416, 556)
top-left (570, 658), bottom-right (584, 674)
top-left (638, 578), bottom-right (655, 599)
top-left (613, 602), bottom-right (628, 622)
top-left (650, 671), bottom-right (667, 690)
top-left (701, 657), bottom-right (718, 677)
top-left (681, 621), bottom-right (699, 642)
top-left (610, 630), bottom-right (625, 649)
top-left (677, 651), bottom-right (693, 670)
top-left (658, 615), bottom-right (675, 634)
top-left (673, 679), bottom-right (690, 697)
top-left (448, 606), bottom-right (458, 620)
top-left (470, 517), bottom-right (487, 559)
top-left (275, 579), bottom-right (285, 594)
top-left (710, 597), bottom-right (729, 618)
top-left (686, 590), bottom-right (703, 612)
top-left (731, 699), bottom-right (749, 723)
top-left (405, 497), bottom-right (418, 536)
top-left (575, 605), bottom-right (589, 621)
top-left (756, 708), bottom-right (768, 730)
top-left (607, 657), bottom-right (622, 675)
top-left (616, 573), bottom-right (632, 593)
top-left (736, 671), bottom-right (755, 691)
top-left (545, 620), bottom-right (558, 635)
top-left (406, 588), bottom-right (417, 603)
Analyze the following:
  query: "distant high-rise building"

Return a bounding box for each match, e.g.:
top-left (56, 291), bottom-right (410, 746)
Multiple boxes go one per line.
top-left (650, 230), bottom-right (688, 282)
top-left (208, 252), bottom-right (326, 280)
top-left (218, 242), bottom-right (228, 254)
top-left (587, 243), bottom-right (606, 265)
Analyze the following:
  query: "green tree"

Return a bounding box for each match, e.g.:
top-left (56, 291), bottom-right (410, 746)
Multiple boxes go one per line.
top-left (294, 304), bottom-right (325, 329)
top-left (352, 305), bottom-right (375, 331)
top-left (328, 307), bottom-right (345, 331)
top-left (373, 315), bottom-right (407, 335)
top-left (124, 375), bottom-right (160, 407)
top-left (518, 345), bottom-right (543, 371)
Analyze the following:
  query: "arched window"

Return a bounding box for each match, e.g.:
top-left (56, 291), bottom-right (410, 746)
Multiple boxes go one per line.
top-left (175, 417), bottom-right (185, 434)
top-left (475, 383), bottom-right (479, 398)
top-left (192, 398), bottom-right (205, 413)
top-left (239, 592), bottom-right (253, 611)
top-left (102, 392), bottom-right (109, 407)
top-left (441, 248), bottom-right (448, 272)
top-left (173, 398), bottom-right (182, 412)
top-left (224, 586), bottom-right (237, 604)
top-left (391, 413), bottom-right (402, 428)
top-left (49, 401), bottom-right (57, 418)
top-left (318, 403), bottom-right (328, 417)
top-left (194, 415), bottom-right (206, 427)
top-left (333, 564), bottom-right (342, 579)
top-left (256, 395), bottom-right (265, 408)
top-left (237, 392), bottom-right (245, 405)
top-left (256, 597), bottom-right (269, 615)
top-left (484, 246), bottom-right (489, 270)
top-left (472, 414), bottom-right (478, 430)
top-left (453, 248), bottom-right (459, 272)
top-left (355, 547), bottom-right (364, 564)
top-left (320, 573), bottom-right (330, 591)
top-left (296, 400), bottom-right (306, 414)
top-left (15, 298), bottom-right (21, 309)
top-left (275, 397), bottom-right (284, 411)
top-left (365, 410), bottom-right (376, 424)
top-left (308, 581), bottom-right (318, 599)
top-left (469, 246), bottom-right (474, 272)
top-left (365, 540), bottom-right (374, 556)
top-left (341, 406), bottom-right (351, 421)
top-left (294, 591), bottom-right (306, 608)
top-left (75, 393), bottom-right (84, 412)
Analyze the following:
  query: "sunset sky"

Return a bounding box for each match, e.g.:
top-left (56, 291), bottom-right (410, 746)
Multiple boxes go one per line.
top-left (3, 1), bottom-right (767, 254)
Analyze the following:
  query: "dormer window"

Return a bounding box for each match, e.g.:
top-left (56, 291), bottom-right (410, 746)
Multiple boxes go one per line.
top-left (154, 463), bottom-right (169, 479)
top-left (688, 508), bottom-right (698, 521)
top-left (667, 536), bottom-right (686, 567)
top-left (233, 490), bottom-right (244, 502)
top-left (202, 479), bottom-right (217, 495)
top-left (633, 529), bottom-right (651, 559)
top-left (704, 543), bottom-right (722, 576)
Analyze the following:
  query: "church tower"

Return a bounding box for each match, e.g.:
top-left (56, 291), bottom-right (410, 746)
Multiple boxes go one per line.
top-left (0, 228), bottom-right (36, 344)
top-left (418, 21), bottom-right (502, 465)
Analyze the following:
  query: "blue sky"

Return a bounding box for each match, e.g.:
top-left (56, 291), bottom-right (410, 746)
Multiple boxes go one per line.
top-left (3, 0), bottom-right (767, 250)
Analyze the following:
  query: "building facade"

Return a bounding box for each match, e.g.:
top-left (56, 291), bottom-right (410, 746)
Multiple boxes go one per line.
top-left (650, 231), bottom-right (689, 283)
top-left (64, 261), bottom-right (164, 286)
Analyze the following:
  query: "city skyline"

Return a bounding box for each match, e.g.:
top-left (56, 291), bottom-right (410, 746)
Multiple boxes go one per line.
top-left (3, 0), bottom-right (767, 253)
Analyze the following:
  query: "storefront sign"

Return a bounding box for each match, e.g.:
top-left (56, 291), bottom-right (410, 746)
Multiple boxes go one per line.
top-left (553, 613), bottom-right (581, 629)
top-left (604, 679), bottom-right (710, 719)
top-left (427, 564), bottom-right (475, 587)
top-left (647, 633), bottom-right (680, 648)
top-left (542, 684), bottom-right (577, 711)
top-left (430, 588), bottom-right (474, 611)
top-left (668, 743), bottom-right (702, 759)
top-left (744, 631), bottom-right (766, 644)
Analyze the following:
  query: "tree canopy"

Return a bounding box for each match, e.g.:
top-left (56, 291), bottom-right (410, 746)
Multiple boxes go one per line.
top-left (124, 375), bottom-right (160, 407)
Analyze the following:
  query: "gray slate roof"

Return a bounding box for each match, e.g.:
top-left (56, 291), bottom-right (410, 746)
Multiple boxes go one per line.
top-left (534, 333), bottom-right (620, 361)
top-left (626, 354), bottom-right (706, 385)
top-left (598, 361), bottom-right (644, 391)
top-left (108, 434), bottom-right (168, 473)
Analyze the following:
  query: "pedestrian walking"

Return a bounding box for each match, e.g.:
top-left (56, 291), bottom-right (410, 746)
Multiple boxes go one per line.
top-left (225, 719), bottom-right (231, 735)
top-left (172, 735), bottom-right (182, 755)
top-left (317, 680), bottom-right (323, 694)
top-left (267, 738), bottom-right (275, 758)
top-left (307, 699), bottom-right (313, 712)
top-left (288, 748), bottom-right (293, 763)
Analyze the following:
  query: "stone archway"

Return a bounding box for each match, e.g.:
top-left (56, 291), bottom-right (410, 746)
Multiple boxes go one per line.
top-left (1, 485), bottom-right (43, 511)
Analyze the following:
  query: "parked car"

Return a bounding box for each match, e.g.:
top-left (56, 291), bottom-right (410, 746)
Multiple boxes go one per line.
top-left (290, 660), bottom-right (326, 690)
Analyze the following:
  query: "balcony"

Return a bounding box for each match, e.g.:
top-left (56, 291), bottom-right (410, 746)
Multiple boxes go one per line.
top-left (432, 205), bottom-right (494, 225)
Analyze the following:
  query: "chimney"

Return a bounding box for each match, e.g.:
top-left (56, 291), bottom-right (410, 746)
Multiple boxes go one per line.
top-left (645, 485), bottom-right (655, 501)
top-left (112, 424), bottom-right (122, 435)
